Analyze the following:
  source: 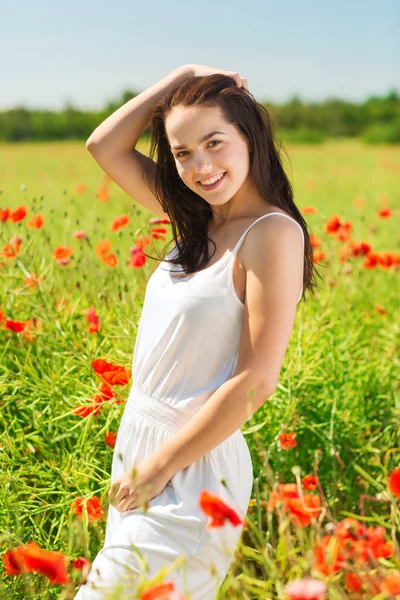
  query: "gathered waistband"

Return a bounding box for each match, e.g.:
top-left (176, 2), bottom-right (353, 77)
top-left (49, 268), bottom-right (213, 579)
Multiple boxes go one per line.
top-left (125, 381), bottom-right (194, 433)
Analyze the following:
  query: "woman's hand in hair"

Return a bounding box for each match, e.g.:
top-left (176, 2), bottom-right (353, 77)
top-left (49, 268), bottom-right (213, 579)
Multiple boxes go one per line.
top-left (180, 64), bottom-right (248, 91)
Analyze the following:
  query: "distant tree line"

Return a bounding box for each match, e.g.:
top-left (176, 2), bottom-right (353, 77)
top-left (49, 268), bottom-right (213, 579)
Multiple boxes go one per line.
top-left (0, 89), bottom-right (399, 144)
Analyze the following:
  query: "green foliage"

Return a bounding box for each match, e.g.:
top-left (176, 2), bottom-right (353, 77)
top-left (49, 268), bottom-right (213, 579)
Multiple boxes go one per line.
top-left (0, 89), bottom-right (399, 144)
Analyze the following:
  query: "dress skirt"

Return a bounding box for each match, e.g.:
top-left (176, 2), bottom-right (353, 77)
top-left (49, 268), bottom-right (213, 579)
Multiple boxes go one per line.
top-left (72, 381), bottom-right (254, 600)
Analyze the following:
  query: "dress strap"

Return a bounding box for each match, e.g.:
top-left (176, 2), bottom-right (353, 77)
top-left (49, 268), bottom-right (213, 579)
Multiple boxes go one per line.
top-left (231, 212), bottom-right (304, 257)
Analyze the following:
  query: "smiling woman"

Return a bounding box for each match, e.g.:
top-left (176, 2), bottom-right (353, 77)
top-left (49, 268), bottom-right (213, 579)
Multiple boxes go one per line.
top-left (78, 63), bottom-right (321, 600)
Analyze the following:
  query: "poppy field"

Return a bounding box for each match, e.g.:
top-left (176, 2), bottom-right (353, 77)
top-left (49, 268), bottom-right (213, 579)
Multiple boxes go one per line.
top-left (0, 138), bottom-right (400, 599)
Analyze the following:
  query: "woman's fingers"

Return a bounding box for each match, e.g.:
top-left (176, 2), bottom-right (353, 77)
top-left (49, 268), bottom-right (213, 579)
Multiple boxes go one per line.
top-left (117, 489), bottom-right (136, 512)
top-left (226, 71), bottom-right (248, 90)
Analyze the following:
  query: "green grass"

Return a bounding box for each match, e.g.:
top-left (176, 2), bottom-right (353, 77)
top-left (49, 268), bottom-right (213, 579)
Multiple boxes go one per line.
top-left (0, 138), bottom-right (399, 599)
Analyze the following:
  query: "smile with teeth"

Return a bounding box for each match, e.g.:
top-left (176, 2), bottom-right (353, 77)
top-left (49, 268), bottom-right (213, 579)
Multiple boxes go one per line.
top-left (198, 172), bottom-right (226, 187)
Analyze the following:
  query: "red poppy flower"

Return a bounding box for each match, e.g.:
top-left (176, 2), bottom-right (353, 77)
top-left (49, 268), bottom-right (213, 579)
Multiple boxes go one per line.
top-left (324, 215), bottom-right (342, 234)
top-left (128, 248), bottom-right (146, 268)
top-left (3, 541), bottom-right (70, 585)
top-left (2, 546), bottom-right (30, 575)
top-left (279, 432), bottom-right (297, 450)
top-left (302, 475), bottom-right (318, 491)
top-left (314, 535), bottom-right (343, 575)
top-left (91, 358), bottom-right (132, 386)
top-left (268, 483), bottom-right (321, 528)
top-left (284, 577), bottom-right (327, 600)
top-left (363, 251), bottom-right (380, 269)
top-left (73, 229), bottom-right (88, 240)
top-left (9, 206), bottom-right (28, 222)
top-left (151, 226), bottom-right (168, 240)
top-left (309, 233), bottom-right (321, 248)
top-left (313, 250), bottom-right (326, 263)
top-left (110, 215), bottom-right (130, 232)
top-left (388, 466), bottom-right (400, 497)
top-left (105, 432), bottom-right (117, 448)
top-left (0, 208), bottom-right (10, 221)
top-left (378, 207), bottom-right (391, 218)
top-left (382, 571), bottom-right (400, 596)
top-left (198, 490), bottom-right (243, 528)
top-left (26, 214), bottom-right (44, 228)
top-left (72, 496), bottom-right (104, 522)
top-left (301, 206), bottom-right (317, 215)
top-left (52, 245), bottom-right (74, 265)
top-left (71, 556), bottom-right (92, 583)
top-left (139, 580), bottom-right (184, 599)
top-left (100, 252), bottom-right (117, 266)
top-left (23, 273), bottom-right (44, 288)
top-left (96, 239), bottom-right (112, 256)
top-left (2, 318), bottom-right (28, 332)
top-left (86, 306), bottom-right (100, 333)
top-left (98, 381), bottom-right (115, 400)
top-left (97, 185), bottom-right (109, 203)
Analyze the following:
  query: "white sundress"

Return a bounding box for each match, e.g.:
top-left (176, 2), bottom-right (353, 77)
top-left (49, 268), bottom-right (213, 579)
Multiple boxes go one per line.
top-left (73, 212), bottom-right (304, 600)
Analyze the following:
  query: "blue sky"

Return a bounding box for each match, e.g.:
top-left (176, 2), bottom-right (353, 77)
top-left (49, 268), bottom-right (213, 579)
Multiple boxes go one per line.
top-left (1, 0), bottom-right (399, 110)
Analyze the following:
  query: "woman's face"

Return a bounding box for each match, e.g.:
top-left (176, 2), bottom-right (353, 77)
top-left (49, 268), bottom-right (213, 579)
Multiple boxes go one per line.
top-left (165, 105), bottom-right (252, 210)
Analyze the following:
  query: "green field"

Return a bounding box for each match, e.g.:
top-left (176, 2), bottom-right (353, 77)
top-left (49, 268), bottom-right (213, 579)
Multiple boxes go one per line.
top-left (0, 139), bottom-right (399, 598)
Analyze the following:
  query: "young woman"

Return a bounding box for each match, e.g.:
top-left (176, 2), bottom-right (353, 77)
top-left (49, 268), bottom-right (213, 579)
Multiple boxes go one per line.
top-left (75, 64), bottom-right (317, 599)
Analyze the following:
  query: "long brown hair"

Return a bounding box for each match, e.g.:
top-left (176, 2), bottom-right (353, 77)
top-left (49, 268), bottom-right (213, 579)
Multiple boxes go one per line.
top-left (142, 74), bottom-right (321, 300)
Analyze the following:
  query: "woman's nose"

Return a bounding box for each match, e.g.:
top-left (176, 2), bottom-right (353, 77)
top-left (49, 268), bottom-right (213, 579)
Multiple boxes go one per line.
top-left (194, 158), bottom-right (212, 174)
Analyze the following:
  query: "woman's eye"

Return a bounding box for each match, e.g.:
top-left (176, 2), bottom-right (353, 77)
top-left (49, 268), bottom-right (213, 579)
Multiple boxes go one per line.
top-left (176, 140), bottom-right (220, 159)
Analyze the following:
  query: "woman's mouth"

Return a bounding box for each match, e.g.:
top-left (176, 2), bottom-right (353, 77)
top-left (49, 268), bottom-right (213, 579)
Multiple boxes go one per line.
top-left (197, 172), bottom-right (227, 191)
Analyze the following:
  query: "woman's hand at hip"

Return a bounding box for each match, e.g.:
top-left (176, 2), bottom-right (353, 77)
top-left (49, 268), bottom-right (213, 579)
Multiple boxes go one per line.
top-left (108, 458), bottom-right (171, 513)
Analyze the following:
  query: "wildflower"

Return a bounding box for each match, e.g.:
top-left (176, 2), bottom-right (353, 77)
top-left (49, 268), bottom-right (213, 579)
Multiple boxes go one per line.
top-left (2, 542), bottom-right (70, 585)
top-left (73, 229), bottom-right (88, 240)
top-left (268, 483), bottom-right (321, 528)
top-left (324, 215), bottom-right (342, 234)
top-left (110, 215), bottom-right (130, 232)
top-left (52, 245), bottom-right (74, 265)
top-left (72, 496), bottom-right (104, 522)
top-left (0, 208), bottom-right (10, 221)
top-left (388, 466), bottom-right (400, 497)
top-left (314, 535), bottom-right (342, 575)
top-left (139, 580), bottom-right (185, 599)
top-left (198, 490), bottom-right (243, 528)
top-left (313, 250), bottom-right (326, 263)
top-left (23, 273), bottom-right (44, 288)
top-left (279, 432), bottom-right (297, 450)
top-left (91, 358), bottom-right (132, 386)
top-left (2, 318), bottom-right (28, 332)
top-left (86, 306), bottom-right (100, 333)
top-left (151, 226), bottom-right (168, 240)
top-left (97, 185), bottom-right (109, 202)
top-left (71, 556), bottom-right (92, 583)
top-left (284, 577), bottom-right (327, 600)
top-left (363, 251), bottom-right (380, 269)
top-left (309, 233), bottom-right (321, 248)
top-left (105, 432), bottom-right (117, 448)
top-left (301, 206), bottom-right (316, 214)
top-left (378, 207), bottom-right (391, 218)
top-left (95, 239), bottom-right (117, 266)
top-left (9, 206), bottom-right (28, 222)
top-left (302, 475), bottom-right (318, 491)
top-left (382, 571), bottom-right (400, 596)
top-left (26, 214), bottom-right (44, 228)
top-left (72, 396), bottom-right (103, 418)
